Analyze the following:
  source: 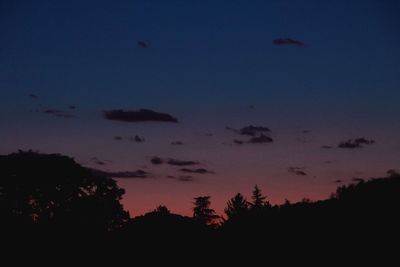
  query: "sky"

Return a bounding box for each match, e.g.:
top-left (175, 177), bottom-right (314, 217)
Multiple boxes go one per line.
top-left (1, 0), bottom-right (400, 216)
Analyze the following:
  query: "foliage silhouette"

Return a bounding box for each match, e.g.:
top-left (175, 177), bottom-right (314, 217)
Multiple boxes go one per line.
top-left (1, 151), bottom-right (399, 261)
top-left (250, 185), bottom-right (270, 210)
top-left (224, 193), bottom-right (249, 220)
top-left (0, 151), bottom-right (129, 234)
top-left (192, 196), bottom-right (219, 226)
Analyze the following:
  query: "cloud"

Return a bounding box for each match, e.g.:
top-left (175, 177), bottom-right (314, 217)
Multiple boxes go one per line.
top-left (29, 94), bottom-right (38, 99)
top-left (321, 145), bottom-right (333, 149)
top-left (288, 167), bottom-right (307, 176)
top-left (138, 41), bottom-right (149, 48)
top-left (167, 159), bottom-right (198, 166)
top-left (171, 141), bottom-right (184, 145)
top-left (334, 179), bottom-right (343, 184)
top-left (227, 125), bottom-right (273, 145)
top-left (273, 38), bottom-right (305, 47)
top-left (150, 157), bottom-right (198, 166)
top-left (248, 134), bottom-right (273, 144)
top-left (33, 109), bottom-right (75, 118)
top-left (91, 157), bottom-right (107, 166)
top-left (130, 135), bottom-right (145, 143)
top-left (150, 157), bottom-right (164, 165)
top-left (179, 168), bottom-right (214, 174)
top-left (113, 135), bottom-right (145, 142)
top-left (167, 175), bottom-right (194, 182)
top-left (338, 138), bottom-right (375, 149)
top-left (103, 109), bottom-right (178, 123)
top-left (68, 105), bottom-right (77, 110)
top-left (90, 168), bottom-right (150, 179)
top-left (227, 125), bottom-right (270, 136)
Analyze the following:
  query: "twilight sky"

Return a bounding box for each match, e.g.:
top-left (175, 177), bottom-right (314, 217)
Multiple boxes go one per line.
top-left (1, 0), bottom-right (400, 216)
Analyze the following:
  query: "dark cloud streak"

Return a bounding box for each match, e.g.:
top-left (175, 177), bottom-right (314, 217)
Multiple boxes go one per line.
top-left (103, 109), bottom-right (178, 123)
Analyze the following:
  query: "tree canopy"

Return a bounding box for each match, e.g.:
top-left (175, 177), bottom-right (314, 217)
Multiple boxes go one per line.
top-left (0, 151), bottom-right (129, 232)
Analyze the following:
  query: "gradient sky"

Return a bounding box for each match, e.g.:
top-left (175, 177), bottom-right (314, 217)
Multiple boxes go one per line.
top-left (1, 0), bottom-right (400, 216)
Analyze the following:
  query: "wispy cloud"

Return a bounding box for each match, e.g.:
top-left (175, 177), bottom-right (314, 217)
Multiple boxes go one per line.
top-left (150, 157), bottom-right (198, 166)
top-left (112, 135), bottom-right (145, 143)
top-left (33, 108), bottom-right (75, 118)
top-left (273, 38), bottom-right (305, 47)
top-left (288, 167), bottom-right (307, 176)
top-left (138, 41), bottom-right (149, 48)
top-left (179, 168), bottom-right (214, 174)
top-left (171, 141), bottom-right (184, 145)
top-left (167, 175), bottom-right (194, 182)
top-left (227, 125), bottom-right (273, 145)
top-left (103, 109), bottom-right (178, 123)
top-left (338, 138), bottom-right (375, 149)
top-left (90, 168), bottom-right (150, 179)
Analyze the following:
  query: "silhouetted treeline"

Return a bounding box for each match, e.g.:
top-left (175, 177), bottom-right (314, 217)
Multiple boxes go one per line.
top-left (1, 151), bottom-right (399, 262)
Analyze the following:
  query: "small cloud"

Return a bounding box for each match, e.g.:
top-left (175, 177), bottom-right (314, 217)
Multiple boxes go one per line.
top-left (248, 134), bottom-right (273, 144)
top-left (321, 145), bottom-right (333, 149)
top-left (179, 168), bottom-right (214, 174)
top-left (150, 157), bottom-right (199, 166)
top-left (273, 38), bottom-right (305, 47)
top-left (68, 105), bottom-right (77, 110)
top-left (90, 168), bottom-right (150, 179)
top-left (167, 159), bottom-right (198, 166)
top-left (233, 139), bottom-right (244, 145)
top-left (334, 179), bottom-right (343, 184)
top-left (171, 141), bottom-right (184, 145)
top-left (113, 135), bottom-right (145, 142)
top-left (338, 138), bottom-right (375, 149)
top-left (227, 125), bottom-right (273, 145)
top-left (129, 135), bottom-right (145, 143)
top-left (288, 167), bottom-right (307, 176)
top-left (323, 160), bottom-right (337, 164)
top-left (103, 109), bottom-right (178, 123)
top-left (91, 157), bottom-right (107, 166)
top-left (167, 175), bottom-right (194, 182)
top-left (227, 125), bottom-right (271, 136)
top-left (29, 94), bottom-right (38, 99)
top-left (34, 108), bottom-right (75, 118)
top-left (150, 157), bottom-right (164, 165)
top-left (138, 41), bottom-right (149, 48)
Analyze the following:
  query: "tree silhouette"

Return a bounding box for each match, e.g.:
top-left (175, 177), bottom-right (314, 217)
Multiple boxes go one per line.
top-left (224, 193), bottom-right (249, 220)
top-left (193, 196), bottom-right (219, 225)
top-left (251, 185), bottom-right (269, 210)
top-left (152, 205), bottom-right (171, 215)
top-left (0, 151), bottom-right (129, 232)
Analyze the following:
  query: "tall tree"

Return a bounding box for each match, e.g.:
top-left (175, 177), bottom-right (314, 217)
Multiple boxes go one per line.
top-left (251, 185), bottom-right (269, 209)
top-left (193, 196), bottom-right (219, 225)
top-left (224, 193), bottom-right (249, 220)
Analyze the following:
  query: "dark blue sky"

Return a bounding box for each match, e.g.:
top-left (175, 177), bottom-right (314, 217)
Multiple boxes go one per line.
top-left (1, 0), bottom-right (400, 215)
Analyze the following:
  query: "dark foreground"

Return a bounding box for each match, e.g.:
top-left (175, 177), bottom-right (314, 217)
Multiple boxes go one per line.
top-left (1, 152), bottom-right (399, 263)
